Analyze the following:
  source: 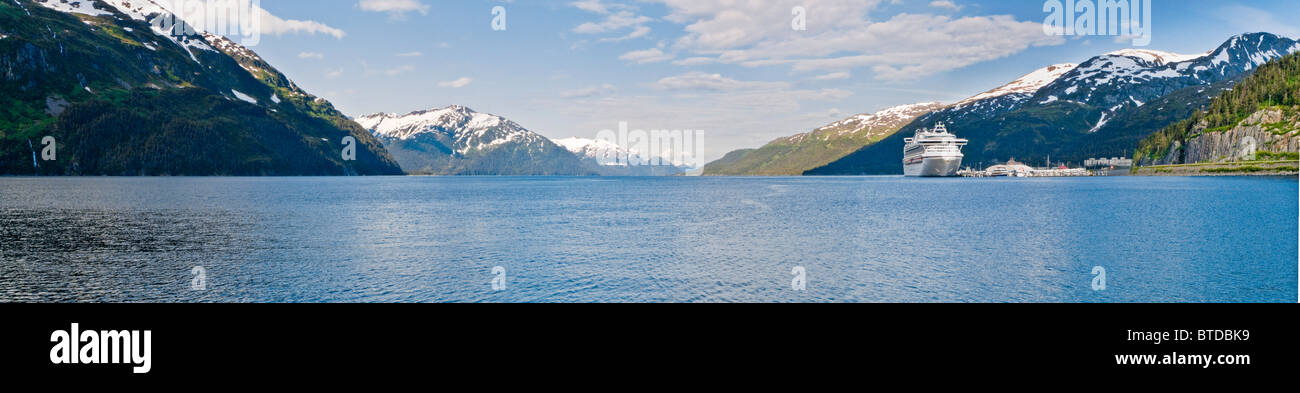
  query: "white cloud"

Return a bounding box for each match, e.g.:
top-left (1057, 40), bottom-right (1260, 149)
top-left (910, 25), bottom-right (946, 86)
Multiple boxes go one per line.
top-left (258, 9), bottom-right (346, 38)
top-left (298, 52), bottom-right (324, 59)
top-left (671, 57), bottom-right (716, 66)
top-left (438, 77), bottom-right (474, 88)
top-left (385, 65), bottom-right (415, 76)
top-left (358, 0), bottom-right (430, 18)
top-left (655, 72), bottom-right (789, 91)
top-left (560, 83), bottom-right (617, 98)
top-left (395, 51), bottom-right (423, 57)
top-left (574, 11), bottom-right (651, 34)
top-left (570, 0), bottom-right (620, 14)
top-left (648, 0), bottom-right (1062, 80)
top-left (325, 68), bottom-right (344, 79)
top-left (812, 71), bottom-right (851, 81)
top-left (929, 1), bottom-right (962, 11)
top-left (571, 1), bottom-right (653, 43)
top-left (619, 48), bottom-right (675, 64)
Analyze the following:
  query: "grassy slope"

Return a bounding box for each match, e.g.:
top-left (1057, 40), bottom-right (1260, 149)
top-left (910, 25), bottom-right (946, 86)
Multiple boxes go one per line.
top-left (704, 131), bottom-right (891, 176)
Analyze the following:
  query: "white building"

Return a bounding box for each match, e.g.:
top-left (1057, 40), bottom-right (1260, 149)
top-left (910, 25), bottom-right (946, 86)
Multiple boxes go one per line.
top-left (1085, 157), bottom-right (1133, 168)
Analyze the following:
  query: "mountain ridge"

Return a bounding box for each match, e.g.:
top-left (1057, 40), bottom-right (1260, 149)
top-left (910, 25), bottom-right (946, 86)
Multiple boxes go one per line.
top-left (808, 32), bottom-right (1300, 175)
top-left (1, 0), bottom-right (402, 175)
top-left (703, 102), bottom-right (945, 176)
top-left (355, 105), bottom-right (593, 175)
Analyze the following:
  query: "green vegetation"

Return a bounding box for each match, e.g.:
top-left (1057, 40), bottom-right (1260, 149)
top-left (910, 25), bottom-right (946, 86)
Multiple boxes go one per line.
top-left (1196, 165), bottom-right (1297, 174)
top-left (1255, 151), bottom-right (1300, 160)
top-left (704, 132), bottom-right (893, 176)
top-left (706, 104), bottom-right (943, 175)
top-left (1, 0), bottom-right (401, 175)
top-left (1135, 52), bottom-right (1300, 163)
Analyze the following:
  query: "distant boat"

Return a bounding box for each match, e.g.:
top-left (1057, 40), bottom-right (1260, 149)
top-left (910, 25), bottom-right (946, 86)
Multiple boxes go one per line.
top-left (902, 123), bottom-right (967, 177)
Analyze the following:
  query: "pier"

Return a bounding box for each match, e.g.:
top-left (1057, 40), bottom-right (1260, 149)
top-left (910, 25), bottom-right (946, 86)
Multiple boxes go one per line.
top-left (958, 159), bottom-right (1091, 177)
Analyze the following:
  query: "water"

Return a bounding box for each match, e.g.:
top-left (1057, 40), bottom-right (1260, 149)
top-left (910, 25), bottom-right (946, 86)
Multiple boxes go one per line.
top-left (0, 176), bottom-right (1295, 303)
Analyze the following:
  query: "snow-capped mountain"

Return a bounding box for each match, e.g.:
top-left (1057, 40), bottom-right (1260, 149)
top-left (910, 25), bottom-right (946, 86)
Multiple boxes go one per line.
top-left (896, 64), bottom-right (1081, 131)
top-left (552, 137), bottom-right (670, 166)
top-left (1036, 32), bottom-right (1300, 130)
top-left (3, 0), bottom-right (401, 175)
top-left (953, 64), bottom-right (1078, 110)
top-left (788, 102), bottom-right (947, 144)
top-left (357, 106), bottom-right (553, 155)
top-left (1103, 49), bottom-right (1208, 65)
top-left (355, 106), bottom-right (591, 175)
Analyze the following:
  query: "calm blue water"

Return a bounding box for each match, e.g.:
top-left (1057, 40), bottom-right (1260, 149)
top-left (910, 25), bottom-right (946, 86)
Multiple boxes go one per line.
top-left (0, 176), bottom-right (1295, 302)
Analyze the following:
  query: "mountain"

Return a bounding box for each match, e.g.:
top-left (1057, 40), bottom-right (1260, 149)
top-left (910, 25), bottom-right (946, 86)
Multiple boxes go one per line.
top-left (949, 63), bottom-right (1079, 117)
top-left (0, 0), bottom-right (402, 175)
top-left (552, 137), bottom-right (687, 176)
top-left (1135, 52), bottom-right (1299, 168)
top-left (809, 33), bottom-right (1300, 175)
top-left (703, 102), bottom-right (945, 176)
top-left (355, 106), bottom-right (591, 175)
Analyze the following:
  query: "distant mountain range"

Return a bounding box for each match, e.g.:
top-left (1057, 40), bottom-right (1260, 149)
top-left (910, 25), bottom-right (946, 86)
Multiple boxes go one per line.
top-left (552, 137), bottom-right (688, 176)
top-left (808, 32), bottom-right (1300, 175)
top-left (356, 106), bottom-right (593, 175)
top-left (6, 1), bottom-right (1293, 178)
top-left (0, 0), bottom-right (402, 175)
top-left (703, 102), bottom-right (945, 175)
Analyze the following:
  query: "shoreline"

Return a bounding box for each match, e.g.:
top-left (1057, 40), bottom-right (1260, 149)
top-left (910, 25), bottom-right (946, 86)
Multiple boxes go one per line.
top-left (1132, 160), bottom-right (1299, 176)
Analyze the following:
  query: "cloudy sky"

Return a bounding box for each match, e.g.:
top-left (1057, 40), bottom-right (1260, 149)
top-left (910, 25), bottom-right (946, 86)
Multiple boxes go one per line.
top-left (204, 0), bottom-right (1299, 163)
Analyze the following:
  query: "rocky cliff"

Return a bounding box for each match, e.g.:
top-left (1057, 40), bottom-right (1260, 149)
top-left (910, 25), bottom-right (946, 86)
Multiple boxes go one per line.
top-left (1150, 108), bottom-right (1299, 165)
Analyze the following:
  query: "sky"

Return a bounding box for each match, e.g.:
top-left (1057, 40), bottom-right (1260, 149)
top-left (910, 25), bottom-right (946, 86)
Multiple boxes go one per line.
top-left (193, 0), bottom-right (1300, 163)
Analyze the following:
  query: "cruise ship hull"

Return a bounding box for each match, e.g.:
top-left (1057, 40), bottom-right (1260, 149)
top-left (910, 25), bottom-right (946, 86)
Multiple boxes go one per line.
top-left (904, 157), bottom-right (963, 177)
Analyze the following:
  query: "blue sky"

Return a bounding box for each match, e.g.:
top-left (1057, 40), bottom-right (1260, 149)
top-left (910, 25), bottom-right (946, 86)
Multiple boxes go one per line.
top-left (225, 0), bottom-right (1300, 163)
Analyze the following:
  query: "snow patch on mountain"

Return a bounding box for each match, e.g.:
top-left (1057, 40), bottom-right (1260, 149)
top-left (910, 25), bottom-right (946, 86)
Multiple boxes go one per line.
top-left (553, 137), bottom-right (671, 166)
top-left (1088, 113), bottom-right (1109, 133)
top-left (231, 89), bottom-right (256, 104)
top-left (770, 102), bottom-right (946, 146)
top-left (955, 64), bottom-right (1077, 108)
top-left (816, 102), bottom-right (944, 134)
top-left (1105, 49), bottom-right (1208, 65)
top-left (39, 0), bottom-right (218, 65)
top-left (356, 106), bottom-right (550, 156)
top-left (35, 0), bottom-right (113, 17)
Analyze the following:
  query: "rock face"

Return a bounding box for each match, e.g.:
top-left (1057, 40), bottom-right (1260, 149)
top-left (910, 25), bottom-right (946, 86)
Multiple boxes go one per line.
top-left (1152, 108), bottom-right (1300, 165)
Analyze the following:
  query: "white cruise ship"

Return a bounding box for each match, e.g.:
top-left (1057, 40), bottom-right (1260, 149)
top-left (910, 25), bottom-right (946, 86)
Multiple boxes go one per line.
top-left (902, 123), bottom-right (967, 177)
